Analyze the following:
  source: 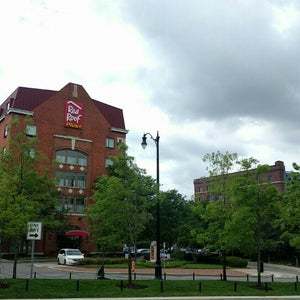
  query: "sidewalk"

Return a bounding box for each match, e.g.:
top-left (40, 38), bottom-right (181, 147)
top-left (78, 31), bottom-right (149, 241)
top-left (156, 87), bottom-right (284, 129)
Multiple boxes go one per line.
top-left (51, 265), bottom-right (245, 277)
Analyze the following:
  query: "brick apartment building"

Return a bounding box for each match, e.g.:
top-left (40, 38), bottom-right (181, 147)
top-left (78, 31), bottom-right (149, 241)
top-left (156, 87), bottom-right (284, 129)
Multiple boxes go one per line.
top-left (0, 83), bottom-right (127, 254)
top-left (194, 160), bottom-right (286, 201)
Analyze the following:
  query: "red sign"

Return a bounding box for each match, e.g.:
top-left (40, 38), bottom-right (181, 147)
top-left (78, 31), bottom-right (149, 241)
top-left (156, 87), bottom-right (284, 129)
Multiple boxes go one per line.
top-left (65, 101), bottom-right (83, 129)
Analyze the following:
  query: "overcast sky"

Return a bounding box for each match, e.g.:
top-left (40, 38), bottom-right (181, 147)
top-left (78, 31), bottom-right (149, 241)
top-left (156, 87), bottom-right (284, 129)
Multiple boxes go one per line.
top-left (1, 0), bottom-right (300, 197)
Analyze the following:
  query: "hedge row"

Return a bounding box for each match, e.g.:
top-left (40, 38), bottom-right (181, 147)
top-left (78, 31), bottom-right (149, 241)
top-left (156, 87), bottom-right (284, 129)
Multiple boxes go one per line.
top-left (172, 251), bottom-right (247, 268)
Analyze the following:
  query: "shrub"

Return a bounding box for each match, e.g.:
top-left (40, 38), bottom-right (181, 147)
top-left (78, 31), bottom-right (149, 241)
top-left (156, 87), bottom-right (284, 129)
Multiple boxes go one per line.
top-left (172, 250), bottom-right (185, 261)
top-left (226, 256), bottom-right (248, 268)
top-left (79, 257), bottom-right (127, 265)
top-left (192, 253), bottom-right (247, 268)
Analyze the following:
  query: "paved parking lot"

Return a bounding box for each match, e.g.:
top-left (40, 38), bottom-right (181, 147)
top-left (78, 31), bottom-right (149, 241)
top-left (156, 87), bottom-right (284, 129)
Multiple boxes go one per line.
top-left (0, 259), bottom-right (299, 282)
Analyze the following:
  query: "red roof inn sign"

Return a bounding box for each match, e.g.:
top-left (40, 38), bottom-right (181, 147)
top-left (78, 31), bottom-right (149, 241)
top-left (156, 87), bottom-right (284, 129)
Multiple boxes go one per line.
top-left (65, 101), bottom-right (83, 129)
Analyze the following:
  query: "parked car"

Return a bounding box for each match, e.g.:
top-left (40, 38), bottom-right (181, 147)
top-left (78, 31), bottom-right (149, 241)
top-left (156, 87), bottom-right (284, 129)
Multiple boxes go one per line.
top-left (136, 248), bottom-right (150, 260)
top-left (57, 248), bottom-right (84, 265)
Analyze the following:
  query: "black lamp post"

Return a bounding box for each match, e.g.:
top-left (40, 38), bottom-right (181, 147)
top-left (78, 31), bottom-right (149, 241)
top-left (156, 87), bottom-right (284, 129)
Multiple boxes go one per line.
top-left (141, 131), bottom-right (162, 279)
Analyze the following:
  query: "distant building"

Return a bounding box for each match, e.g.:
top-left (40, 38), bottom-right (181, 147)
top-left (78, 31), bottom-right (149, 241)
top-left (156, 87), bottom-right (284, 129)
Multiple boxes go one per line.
top-left (0, 83), bottom-right (127, 254)
top-left (194, 161), bottom-right (286, 201)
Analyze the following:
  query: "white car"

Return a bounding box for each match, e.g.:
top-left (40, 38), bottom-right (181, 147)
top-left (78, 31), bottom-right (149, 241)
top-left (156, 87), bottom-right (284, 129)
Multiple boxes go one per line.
top-left (57, 248), bottom-right (84, 265)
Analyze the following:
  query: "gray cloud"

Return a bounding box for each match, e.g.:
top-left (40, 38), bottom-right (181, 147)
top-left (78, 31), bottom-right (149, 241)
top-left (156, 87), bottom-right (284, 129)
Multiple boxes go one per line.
top-left (121, 0), bottom-right (300, 125)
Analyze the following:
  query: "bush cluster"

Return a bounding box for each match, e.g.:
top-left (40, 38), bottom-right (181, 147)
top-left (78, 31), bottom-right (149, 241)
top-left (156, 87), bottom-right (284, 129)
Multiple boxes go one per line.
top-left (80, 257), bottom-right (127, 265)
top-left (172, 251), bottom-right (247, 268)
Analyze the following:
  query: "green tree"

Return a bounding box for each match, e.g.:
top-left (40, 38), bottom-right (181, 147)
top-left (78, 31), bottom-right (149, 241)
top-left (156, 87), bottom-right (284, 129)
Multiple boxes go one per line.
top-left (88, 145), bottom-right (156, 284)
top-left (0, 118), bottom-right (61, 278)
top-left (142, 190), bottom-right (194, 248)
top-left (228, 160), bottom-right (280, 287)
top-left (200, 151), bottom-right (238, 280)
top-left (281, 163), bottom-right (300, 266)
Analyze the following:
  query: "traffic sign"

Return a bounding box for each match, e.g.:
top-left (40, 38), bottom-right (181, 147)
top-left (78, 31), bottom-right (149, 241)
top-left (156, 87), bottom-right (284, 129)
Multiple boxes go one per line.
top-left (27, 222), bottom-right (42, 240)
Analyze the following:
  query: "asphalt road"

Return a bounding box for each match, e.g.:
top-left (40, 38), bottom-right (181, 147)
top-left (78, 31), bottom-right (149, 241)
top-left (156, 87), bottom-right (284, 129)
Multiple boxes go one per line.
top-left (0, 260), bottom-right (299, 282)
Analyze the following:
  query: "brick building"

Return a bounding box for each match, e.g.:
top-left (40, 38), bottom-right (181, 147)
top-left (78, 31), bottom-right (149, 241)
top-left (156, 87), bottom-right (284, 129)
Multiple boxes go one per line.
top-left (0, 83), bottom-right (127, 254)
top-left (194, 160), bottom-right (286, 201)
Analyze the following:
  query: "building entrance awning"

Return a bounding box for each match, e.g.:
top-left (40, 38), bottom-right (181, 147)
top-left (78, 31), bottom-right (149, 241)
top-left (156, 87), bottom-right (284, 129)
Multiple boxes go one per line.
top-left (65, 230), bottom-right (89, 238)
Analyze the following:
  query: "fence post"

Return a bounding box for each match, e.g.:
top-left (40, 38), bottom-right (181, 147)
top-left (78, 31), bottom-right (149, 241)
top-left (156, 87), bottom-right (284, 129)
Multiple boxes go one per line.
top-left (246, 274), bottom-right (249, 282)
top-left (296, 275), bottom-right (299, 283)
top-left (198, 282), bottom-right (202, 293)
top-left (220, 273), bottom-right (223, 281)
top-left (234, 282), bottom-right (237, 292)
top-left (69, 272), bottom-right (72, 280)
top-left (193, 272), bottom-right (195, 280)
top-left (160, 280), bottom-right (164, 292)
top-left (271, 274), bottom-right (274, 282)
top-left (76, 280), bottom-right (80, 292)
top-left (34, 272), bottom-right (36, 279)
top-left (25, 279), bottom-right (29, 292)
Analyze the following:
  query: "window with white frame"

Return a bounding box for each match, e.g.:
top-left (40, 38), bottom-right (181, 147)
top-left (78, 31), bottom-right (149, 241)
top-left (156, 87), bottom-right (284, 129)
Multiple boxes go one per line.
top-left (55, 171), bottom-right (86, 188)
top-left (26, 125), bottom-right (37, 137)
top-left (61, 197), bottom-right (85, 213)
top-left (55, 150), bottom-right (87, 166)
top-left (105, 138), bottom-right (115, 149)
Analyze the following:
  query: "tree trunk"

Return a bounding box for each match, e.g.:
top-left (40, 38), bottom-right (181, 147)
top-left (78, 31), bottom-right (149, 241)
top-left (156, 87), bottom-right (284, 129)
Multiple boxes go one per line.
top-left (221, 251), bottom-right (227, 281)
top-left (127, 254), bottom-right (132, 285)
top-left (12, 242), bottom-right (19, 279)
top-left (257, 249), bottom-right (262, 287)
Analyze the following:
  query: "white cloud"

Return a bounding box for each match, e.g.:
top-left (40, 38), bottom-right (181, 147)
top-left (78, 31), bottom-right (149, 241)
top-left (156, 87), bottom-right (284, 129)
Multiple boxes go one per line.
top-left (1, 0), bottom-right (299, 198)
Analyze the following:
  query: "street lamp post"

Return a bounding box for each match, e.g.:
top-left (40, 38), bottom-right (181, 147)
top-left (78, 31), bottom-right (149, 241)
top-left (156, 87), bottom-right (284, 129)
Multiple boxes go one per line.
top-left (141, 131), bottom-right (162, 279)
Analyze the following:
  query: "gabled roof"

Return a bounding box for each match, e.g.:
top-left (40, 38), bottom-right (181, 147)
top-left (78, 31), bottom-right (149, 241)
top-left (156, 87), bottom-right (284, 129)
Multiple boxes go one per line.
top-left (1, 86), bottom-right (126, 129)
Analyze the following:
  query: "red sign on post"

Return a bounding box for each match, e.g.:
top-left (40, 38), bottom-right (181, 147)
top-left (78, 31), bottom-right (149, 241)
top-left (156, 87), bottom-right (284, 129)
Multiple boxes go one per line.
top-left (65, 101), bottom-right (83, 129)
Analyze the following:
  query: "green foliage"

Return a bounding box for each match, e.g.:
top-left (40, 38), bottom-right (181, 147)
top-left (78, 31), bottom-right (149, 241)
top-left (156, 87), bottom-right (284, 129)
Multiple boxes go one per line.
top-left (142, 190), bottom-right (195, 247)
top-left (88, 144), bottom-right (156, 252)
top-left (281, 167), bottom-right (300, 251)
top-left (203, 151), bottom-right (238, 177)
top-left (225, 256), bottom-right (248, 268)
top-left (228, 163), bottom-right (281, 255)
top-left (0, 117), bottom-right (61, 242)
top-left (79, 257), bottom-right (127, 265)
top-left (196, 152), bottom-right (238, 252)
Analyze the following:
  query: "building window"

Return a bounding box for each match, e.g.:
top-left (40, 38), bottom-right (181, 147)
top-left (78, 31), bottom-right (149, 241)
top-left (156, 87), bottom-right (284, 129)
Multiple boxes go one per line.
top-left (66, 151), bottom-right (77, 165)
top-left (26, 125), bottom-right (37, 137)
top-left (55, 150), bottom-right (87, 166)
top-left (106, 138), bottom-right (115, 149)
top-left (55, 171), bottom-right (86, 188)
top-left (105, 158), bottom-right (113, 168)
top-left (3, 125), bottom-right (8, 138)
top-left (61, 197), bottom-right (85, 214)
top-left (117, 137), bottom-right (125, 144)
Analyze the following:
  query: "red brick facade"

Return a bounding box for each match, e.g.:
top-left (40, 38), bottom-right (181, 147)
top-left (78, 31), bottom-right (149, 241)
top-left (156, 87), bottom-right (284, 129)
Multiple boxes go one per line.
top-left (0, 83), bottom-right (127, 255)
top-left (194, 160), bottom-right (286, 201)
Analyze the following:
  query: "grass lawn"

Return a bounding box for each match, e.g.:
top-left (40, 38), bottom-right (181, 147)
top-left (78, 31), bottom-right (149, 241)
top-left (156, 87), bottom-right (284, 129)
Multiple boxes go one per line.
top-left (0, 279), bottom-right (299, 298)
top-left (82, 260), bottom-right (223, 269)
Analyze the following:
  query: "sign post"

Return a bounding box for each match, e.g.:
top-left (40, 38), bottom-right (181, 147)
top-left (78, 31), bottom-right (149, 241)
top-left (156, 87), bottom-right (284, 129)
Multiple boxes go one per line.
top-left (150, 241), bottom-right (157, 263)
top-left (27, 222), bottom-right (42, 279)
